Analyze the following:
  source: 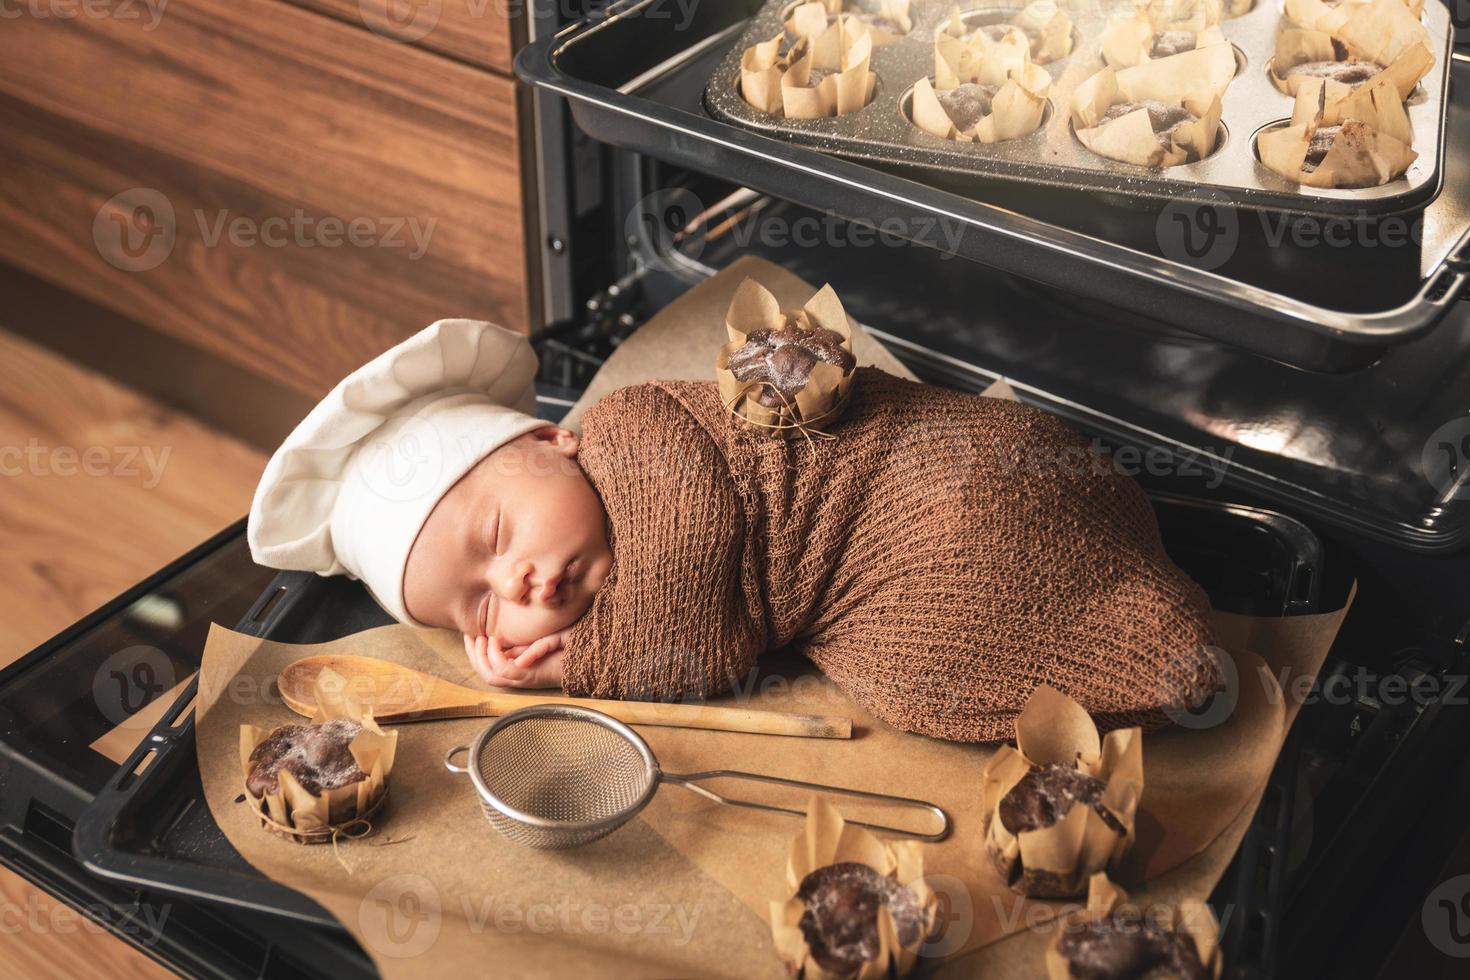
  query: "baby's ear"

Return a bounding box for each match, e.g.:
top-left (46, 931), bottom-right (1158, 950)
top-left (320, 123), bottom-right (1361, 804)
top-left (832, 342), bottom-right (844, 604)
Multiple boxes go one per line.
top-left (529, 425), bottom-right (580, 458)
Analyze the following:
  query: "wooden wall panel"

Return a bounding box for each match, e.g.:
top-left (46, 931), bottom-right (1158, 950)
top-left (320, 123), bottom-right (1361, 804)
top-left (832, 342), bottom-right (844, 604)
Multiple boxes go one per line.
top-left (0, 0), bottom-right (528, 399)
top-left (283, 0), bottom-right (517, 74)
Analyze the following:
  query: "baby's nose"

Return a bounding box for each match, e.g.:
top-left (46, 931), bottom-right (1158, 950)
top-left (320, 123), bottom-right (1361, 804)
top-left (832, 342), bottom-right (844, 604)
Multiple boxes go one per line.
top-left (532, 570), bottom-right (564, 606)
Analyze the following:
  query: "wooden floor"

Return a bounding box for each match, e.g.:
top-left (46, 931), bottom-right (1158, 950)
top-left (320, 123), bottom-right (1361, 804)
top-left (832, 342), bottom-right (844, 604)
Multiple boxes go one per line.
top-left (0, 328), bottom-right (266, 979)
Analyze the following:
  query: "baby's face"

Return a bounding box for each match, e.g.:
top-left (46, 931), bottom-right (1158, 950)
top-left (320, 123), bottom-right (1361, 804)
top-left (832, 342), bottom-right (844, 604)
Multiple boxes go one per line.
top-left (402, 427), bottom-right (612, 646)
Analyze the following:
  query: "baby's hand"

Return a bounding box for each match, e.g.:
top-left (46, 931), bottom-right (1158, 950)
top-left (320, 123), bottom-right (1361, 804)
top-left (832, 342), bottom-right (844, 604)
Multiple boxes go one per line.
top-left (463, 633), bottom-right (565, 689)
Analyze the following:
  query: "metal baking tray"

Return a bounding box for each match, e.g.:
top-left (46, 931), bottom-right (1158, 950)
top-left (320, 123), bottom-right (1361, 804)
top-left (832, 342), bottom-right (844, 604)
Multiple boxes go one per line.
top-left (516, 0), bottom-right (1470, 372)
top-left (704, 0), bottom-right (1455, 216)
top-left (70, 496), bottom-right (1316, 930)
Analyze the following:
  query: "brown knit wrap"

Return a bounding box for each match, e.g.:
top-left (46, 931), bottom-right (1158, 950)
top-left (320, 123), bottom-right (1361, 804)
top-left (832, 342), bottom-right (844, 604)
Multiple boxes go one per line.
top-left (563, 369), bottom-right (1221, 742)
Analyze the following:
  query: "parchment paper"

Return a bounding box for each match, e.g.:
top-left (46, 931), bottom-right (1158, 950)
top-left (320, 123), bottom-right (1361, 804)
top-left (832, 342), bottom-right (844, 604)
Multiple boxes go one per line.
top-left (191, 259), bottom-right (1352, 977)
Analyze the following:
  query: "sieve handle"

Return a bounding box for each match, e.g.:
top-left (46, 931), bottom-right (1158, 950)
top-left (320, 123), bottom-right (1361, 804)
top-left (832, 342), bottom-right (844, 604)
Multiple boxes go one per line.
top-left (662, 770), bottom-right (951, 842)
top-left (444, 744), bottom-right (472, 775)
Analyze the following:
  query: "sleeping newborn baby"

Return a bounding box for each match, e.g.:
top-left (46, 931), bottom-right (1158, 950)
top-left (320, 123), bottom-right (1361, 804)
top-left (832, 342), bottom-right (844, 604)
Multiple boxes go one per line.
top-left (250, 313), bottom-right (1221, 742)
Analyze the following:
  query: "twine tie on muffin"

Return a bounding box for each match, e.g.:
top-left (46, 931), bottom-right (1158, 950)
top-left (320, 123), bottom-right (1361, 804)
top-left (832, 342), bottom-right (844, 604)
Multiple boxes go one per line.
top-left (723, 380), bottom-right (840, 455)
top-left (251, 787), bottom-right (388, 873)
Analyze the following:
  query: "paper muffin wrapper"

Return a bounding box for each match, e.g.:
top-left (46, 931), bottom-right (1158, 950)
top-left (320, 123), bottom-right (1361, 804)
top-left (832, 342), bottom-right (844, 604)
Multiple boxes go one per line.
top-left (1258, 74), bottom-right (1417, 187)
top-left (981, 685), bottom-right (1144, 899)
top-left (1138, 0), bottom-right (1223, 33)
top-left (740, 32), bottom-right (788, 114)
top-left (239, 666), bottom-right (399, 845)
top-left (716, 277), bottom-right (857, 438)
top-left (788, 0), bottom-right (911, 46)
top-left (1070, 52), bottom-right (1228, 168)
top-left (941, 1), bottom-right (1072, 64)
top-left (769, 796), bottom-right (938, 980)
top-left (783, 18), bottom-right (877, 118)
top-left (1101, 6), bottom-right (1227, 69)
top-left (913, 30), bottom-right (1051, 143)
top-left (1043, 873), bottom-right (1223, 980)
top-left (1270, 0), bottom-right (1434, 100)
top-left (1284, 0), bottom-right (1422, 34)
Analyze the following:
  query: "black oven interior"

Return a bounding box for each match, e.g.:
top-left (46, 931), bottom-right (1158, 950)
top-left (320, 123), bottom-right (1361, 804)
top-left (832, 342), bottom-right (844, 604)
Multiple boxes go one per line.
top-left (522, 6), bottom-right (1470, 974)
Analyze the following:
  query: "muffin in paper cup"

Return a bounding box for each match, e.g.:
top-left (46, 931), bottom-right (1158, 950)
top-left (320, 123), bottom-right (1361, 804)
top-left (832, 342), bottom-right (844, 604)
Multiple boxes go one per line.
top-left (942, 1), bottom-right (1073, 65)
top-left (911, 28), bottom-right (1051, 143)
top-left (239, 667), bottom-right (398, 844)
top-left (1258, 74), bottom-right (1416, 188)
top-left (787, 0), bottom-right (911, 46)
top-left (1101, 5), bottom-right (1227, 69)
top-left (1284, 0), bottom-right (1423, 35)
top-left (1137, 0), bottom-right (1223, 33)
top-left (770, 796), bottom-right (938, 980)
top-left (782, 16), bottom-right (878, 118)
top-left (1268, 18), bottom-right (1433, 101)
top-left (716, 278), bottom-right (857, 438)
top-left (982, 685), bottom-right (1143, 899)
top-left (1070, 43), bottom-right (1233, 168)
top-left (1045, 873), bottom-right (1222, 979)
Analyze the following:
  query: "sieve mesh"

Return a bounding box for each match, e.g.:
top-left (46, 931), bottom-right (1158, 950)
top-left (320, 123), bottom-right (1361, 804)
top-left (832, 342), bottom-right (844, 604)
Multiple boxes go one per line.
top-left (469, 709), bottom-right (659, 849)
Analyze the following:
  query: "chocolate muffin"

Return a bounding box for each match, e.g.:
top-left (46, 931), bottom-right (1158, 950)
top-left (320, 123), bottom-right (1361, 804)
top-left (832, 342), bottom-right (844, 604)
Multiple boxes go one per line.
top-left (1149, 30), bottom-right (1197, 59)
top-left (998, 763), bottom-right (1126, 837)
top-left (936, 82), bottom-right (1000, 132)
top-left (1098, 100), bottom-right (1201, 152)
top-left (1055, 913), bottom-right (1212, 980)
top-left (797, 862), bottom-right (927, 976)
top-left (246, 719), bottom-right (367, 797)
top-left (1285, 59), bottom-right (1382, 87)
top-left (727, 323), bottom-right (855, 408)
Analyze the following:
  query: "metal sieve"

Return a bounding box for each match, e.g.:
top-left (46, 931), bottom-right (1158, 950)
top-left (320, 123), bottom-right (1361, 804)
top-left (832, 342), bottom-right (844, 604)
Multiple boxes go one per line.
top-left (444, 704), bottom-right (951, 850)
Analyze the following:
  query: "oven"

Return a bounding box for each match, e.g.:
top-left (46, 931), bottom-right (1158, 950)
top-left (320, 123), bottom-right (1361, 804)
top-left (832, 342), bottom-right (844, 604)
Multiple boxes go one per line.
top-left (3, 1), bottom-right (1470, 976)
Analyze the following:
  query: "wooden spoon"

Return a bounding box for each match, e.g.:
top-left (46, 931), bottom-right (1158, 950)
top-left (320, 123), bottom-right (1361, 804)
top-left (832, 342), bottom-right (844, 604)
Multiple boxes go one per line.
top-left (277, 654), bottom-right (852, 739)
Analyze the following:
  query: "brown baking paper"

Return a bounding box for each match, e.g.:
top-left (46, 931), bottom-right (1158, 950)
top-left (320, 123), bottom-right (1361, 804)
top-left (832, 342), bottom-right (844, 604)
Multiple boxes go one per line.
top-left (981, 686), bottom-right (1143, 899)
top-left (239, 665), bottom-right (398, 844)
top-left (1042, 873), bottom-right (1222, 980)
top-left (788, 0), bottom-right (911, 46)
top-left (769, 796), bottom-right (938, 979)
top-left (716, 277), bottom-right (857, 437)
top-left (193, 260), bottom-right (1356, 979)
top-left (1101, 6), bottom-right (1227, 69)
top-left (1071, 47), bottom-right (1231, 168)
top-left (1258, 75), bottom-right (1417, 187)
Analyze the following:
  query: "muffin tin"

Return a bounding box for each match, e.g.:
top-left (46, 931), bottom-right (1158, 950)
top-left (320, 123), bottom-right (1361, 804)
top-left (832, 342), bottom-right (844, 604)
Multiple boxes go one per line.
top-left (703, 0), bottom-right (1455, 214)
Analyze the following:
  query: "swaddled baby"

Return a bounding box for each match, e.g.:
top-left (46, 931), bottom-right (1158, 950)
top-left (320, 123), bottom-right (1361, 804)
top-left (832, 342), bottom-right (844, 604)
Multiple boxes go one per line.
top-left (251, 317), bottom-right (1220, 742)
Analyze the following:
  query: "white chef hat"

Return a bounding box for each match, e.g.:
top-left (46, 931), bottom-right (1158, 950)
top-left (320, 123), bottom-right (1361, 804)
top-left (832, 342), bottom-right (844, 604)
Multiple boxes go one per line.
top-left (247, 319), bottom-right (551, 625)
